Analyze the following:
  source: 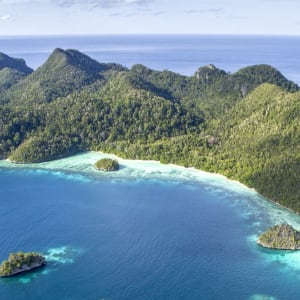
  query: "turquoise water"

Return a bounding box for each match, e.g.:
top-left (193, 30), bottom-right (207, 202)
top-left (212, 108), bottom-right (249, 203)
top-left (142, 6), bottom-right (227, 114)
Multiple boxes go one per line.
top-left (1, 153), bottom-right (300, 299)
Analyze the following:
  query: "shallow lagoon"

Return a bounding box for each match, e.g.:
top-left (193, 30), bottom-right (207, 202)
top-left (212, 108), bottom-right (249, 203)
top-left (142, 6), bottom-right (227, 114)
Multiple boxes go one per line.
top-left (0, 152), bottom-right (300, 300)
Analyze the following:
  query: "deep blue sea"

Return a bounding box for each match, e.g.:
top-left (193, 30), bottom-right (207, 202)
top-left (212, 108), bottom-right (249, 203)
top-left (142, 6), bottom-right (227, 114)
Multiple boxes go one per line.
top-left (1, 35), bottom-right (300, 300)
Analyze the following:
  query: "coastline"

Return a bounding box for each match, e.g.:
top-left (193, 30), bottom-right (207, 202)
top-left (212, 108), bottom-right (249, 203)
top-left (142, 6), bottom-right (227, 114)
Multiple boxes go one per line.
top-left (3, 151), bottom-right (300, 274)
top-left (1, 151), bottom-right (257, 195)
top-left (1, 151), bottom-right (300, 229)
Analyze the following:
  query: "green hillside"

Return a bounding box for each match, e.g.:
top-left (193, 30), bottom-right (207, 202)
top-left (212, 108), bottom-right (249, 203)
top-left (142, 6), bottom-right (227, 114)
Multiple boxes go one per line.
top-left (6, 72), bottom-right (203, 162)
top-left (209, 84), bottom-right (300, 211)
top-left (1, 49), bottom-right (300, 213)
top-left (0, 68), bottom-right (28, 91)
top-left (0, 52), bottom-right (33, 94)
top-left (127, 63), bottom-right (297, 118)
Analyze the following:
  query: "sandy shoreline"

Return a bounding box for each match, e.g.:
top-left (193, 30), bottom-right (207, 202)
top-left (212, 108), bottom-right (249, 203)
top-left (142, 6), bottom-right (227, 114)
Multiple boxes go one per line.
top-left (0, 151), bottom-right (256, 195)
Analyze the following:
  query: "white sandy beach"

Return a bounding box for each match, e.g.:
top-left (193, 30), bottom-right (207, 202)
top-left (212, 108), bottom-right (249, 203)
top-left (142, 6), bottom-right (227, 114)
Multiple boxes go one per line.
top-left (2, 151), bottom-right (256, 194)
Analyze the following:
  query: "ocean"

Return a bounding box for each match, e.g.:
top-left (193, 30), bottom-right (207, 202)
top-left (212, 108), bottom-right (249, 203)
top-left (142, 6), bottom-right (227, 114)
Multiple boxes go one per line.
top-left (1, 35), bottom-right (300, 300)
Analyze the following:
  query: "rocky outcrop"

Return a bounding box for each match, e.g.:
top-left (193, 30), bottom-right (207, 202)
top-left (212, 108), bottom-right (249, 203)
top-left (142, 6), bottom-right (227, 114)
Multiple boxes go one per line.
top-left (257, 224), bottom-right (300, 250)
top-left (0, 252), bottom-right (46, 277)
top-left (94, 158), bottom-right (119, 172)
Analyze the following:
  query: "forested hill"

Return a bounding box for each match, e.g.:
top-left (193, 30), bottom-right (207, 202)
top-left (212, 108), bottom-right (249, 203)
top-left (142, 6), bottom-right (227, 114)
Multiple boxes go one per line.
top-left (0, 52), bottom-right (32, 74)
top-left (1, 49), bottom-right (300, 212)
top-left (0, 52), bottom-right (33, 91)
top-left (3, 48), bottom-right (125, 104)
top-left (127, 63), bottom-right (298, 117)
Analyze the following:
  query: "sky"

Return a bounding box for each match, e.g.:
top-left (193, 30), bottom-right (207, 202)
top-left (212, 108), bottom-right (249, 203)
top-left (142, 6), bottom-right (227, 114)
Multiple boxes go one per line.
top-left (0, 0), bottom-right (299, 35)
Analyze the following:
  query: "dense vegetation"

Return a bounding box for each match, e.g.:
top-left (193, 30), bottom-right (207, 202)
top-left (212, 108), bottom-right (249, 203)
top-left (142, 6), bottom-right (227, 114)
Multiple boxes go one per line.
top-left (1, 49), bottom-right (300, 213)
top-left (0, 252), bottom-right (45, 277)
top-left (95, 158), bottom-right (119, 171)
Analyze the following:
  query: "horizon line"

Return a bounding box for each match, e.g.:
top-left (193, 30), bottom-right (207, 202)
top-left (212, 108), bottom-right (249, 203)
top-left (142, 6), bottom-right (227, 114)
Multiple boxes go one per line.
top-left (1, 33), bottom-right (300, 38)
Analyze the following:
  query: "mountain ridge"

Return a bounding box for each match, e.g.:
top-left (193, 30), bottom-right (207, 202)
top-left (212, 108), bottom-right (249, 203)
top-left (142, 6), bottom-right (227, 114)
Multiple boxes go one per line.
top-left (3, 48), bottom-right (125, 104)
top-left (0, 52), bottom-right (33, 74)
top-left (0, 52), bottom-right (33, 92)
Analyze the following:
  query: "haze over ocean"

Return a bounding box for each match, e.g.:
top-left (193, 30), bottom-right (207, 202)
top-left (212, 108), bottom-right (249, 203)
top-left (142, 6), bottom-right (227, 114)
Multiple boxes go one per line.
top-left (1, 36), bottom-right (300, 299)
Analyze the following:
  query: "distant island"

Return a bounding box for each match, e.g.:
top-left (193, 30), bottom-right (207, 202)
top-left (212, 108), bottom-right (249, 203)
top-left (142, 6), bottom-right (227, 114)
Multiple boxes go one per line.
top-left (257, 224), bottom-right (300, 250)
top-left (0, 252), bottom-right (46, 277)
top-left (95, 158), bottom-right (119, 172)
top-left (0, 48), bottom-right (300, 213)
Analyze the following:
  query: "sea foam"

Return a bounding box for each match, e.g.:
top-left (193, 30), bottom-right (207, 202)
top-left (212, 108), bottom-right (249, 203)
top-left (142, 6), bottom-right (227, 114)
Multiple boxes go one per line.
top-left (15, 246), bottom-right (82, 284)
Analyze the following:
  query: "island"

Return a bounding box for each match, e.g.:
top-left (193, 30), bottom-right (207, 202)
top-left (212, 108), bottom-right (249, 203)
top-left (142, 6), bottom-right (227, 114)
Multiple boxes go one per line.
top-left (257, 224), bottom-right (300, 250)
top-left (0, 252), bottom-right (46, 277)
top-left (94, 158), bottom-right (119, 172)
